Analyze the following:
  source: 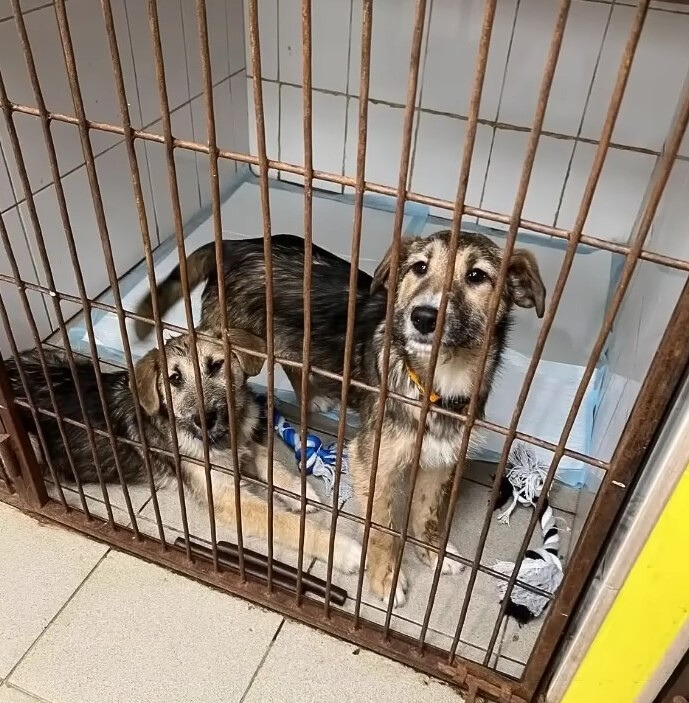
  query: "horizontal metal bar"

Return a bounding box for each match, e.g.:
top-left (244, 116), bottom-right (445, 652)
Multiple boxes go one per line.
top-left (3, 100), bottom-right (688, 272)
top-left (0, 273), bottom-right (611, 471)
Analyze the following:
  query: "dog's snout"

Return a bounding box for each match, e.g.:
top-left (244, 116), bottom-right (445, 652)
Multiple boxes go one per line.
top-left (411, 305), bottom-right (438, 335)
top-left (193, 410), bottom-right (218, 431)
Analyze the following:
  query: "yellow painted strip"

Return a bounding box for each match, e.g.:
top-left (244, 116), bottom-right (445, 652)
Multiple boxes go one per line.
top-left (562, 466), bottom-right (689, 703)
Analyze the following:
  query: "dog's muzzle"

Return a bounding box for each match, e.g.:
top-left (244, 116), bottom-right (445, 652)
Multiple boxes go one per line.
top-left (411, 305), bottom-right (438, 335)
top-left (190, 409), bottom-right (229, 443)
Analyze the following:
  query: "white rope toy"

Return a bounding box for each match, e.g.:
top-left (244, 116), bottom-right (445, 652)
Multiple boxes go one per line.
top-left (493, 442), bottom-right (565, 623)
top-left (273, 408), bottom-right (353, 508)
top-left (496, 442), bottom-right (548, 525)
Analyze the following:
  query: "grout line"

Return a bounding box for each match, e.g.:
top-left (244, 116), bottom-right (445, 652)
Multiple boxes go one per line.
top-left (120, 0), bottom-right (160, 246)
top-left (178, 0), bottom-right (203, 212)
top-left (407, 0), bottom-right (434, 194)
top-left (4, 550), bottom-right (110, 682)
top-left (552, 0), bottom-right (615, 228)
top-left (477, 0), bottom-right (521, 224)
top-left (581, 0), bottom-right (689, 13)
top-left (252, 75), bottom-right (689, 161)
top-left (0, 73), bottom-right (239, 219)
top-left (339, 0), bottom-right (355, 196)
top-left (3, 681), bottom-right (61, 703)
top-left (0, 1), bottom-right (59, 25)
top-left (238, 618), bottom-right (286, 702)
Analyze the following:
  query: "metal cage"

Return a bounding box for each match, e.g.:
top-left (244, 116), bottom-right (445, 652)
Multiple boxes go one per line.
top-left (1, 1), bottom-right (689, 701)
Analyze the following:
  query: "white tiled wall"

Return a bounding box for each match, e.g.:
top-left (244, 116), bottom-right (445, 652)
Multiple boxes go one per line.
top-left (592, 158), bottom-right (689, 464)
top-left (0, 0), bottom-right (248, 350)
top-left (244, 0), bottom-right (689, 236)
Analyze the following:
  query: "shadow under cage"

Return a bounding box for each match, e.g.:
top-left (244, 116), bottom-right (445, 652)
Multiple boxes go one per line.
top-left (1, 0), bottom-right (689, 701)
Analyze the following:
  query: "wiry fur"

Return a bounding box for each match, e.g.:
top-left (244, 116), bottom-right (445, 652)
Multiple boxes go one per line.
top-left (5, 332), bottom-right (361, 572)
top-left (135, 230), bottom-right (546, 606)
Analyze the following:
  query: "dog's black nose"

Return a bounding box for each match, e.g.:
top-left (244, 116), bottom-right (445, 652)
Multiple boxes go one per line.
top-left (193, 410), bottom-right (218, 431)
top-left (411, 306), bottom-right (438, 335)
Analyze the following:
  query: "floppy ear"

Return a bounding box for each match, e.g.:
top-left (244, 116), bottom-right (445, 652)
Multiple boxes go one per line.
top-left (133, 348), bottom-right (160, 415)
top-left (371, 246), bottom-right (392, 295)
top-left (371, 240), bottom-right (409, 295)
top-left (507, 249), bottom-right (546, 318)
top-left (228, 329), bottom-right (266, 377)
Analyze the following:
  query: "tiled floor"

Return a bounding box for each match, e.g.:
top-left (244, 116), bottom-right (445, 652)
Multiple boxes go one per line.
top-left (39, 444), bottom-right (592, 681)
top-left (0, 501), bottom-right (465, 703)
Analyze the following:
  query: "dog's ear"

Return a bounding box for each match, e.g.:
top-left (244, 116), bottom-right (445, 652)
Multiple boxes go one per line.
top-left (507, 249), bottom-right (546, 318)
top-left (133, 348), bottom-right (161, 415)
top-left (227, 329), bottom-right (266, 377)
top-left (371, 240), bottom-right (408, 295)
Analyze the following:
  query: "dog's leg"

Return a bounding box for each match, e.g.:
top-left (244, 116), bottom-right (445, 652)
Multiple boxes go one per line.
top-left (182, 461), bottom-right (360, 572)
top-left (410, 468), bottom-right (463, 576)
top-left (283, 365), bottom-right (336, 414)
top-left (350, 437), bottom-right (408, 608)
top-left (253, 443), bottom-right (319, 513)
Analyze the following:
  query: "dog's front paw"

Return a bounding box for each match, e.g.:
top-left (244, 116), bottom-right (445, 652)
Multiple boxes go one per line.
top-left (370, 568), bottom-right (408, 608)
top-left (304, 482), bottom-right (320, 513)
top-left (434, 540), bottom-right (464, 576)
top-left (332, 534), bottom-right (363, 574)
top-left (417, 540), bottom-right (464, 576)
top-left (308, 395), bottom-right (337, 414)
top-left (281, 481), bottom-right (319, 514)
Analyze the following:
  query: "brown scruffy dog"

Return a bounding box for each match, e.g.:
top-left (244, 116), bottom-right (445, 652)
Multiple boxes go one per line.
top-left (135, 230), bottom-right (545, 605)
top-left (5, 331), bottom-right (362, 572)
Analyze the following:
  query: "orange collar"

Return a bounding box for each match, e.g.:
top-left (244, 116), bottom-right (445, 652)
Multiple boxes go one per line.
top-left (406, 366), bottom-right (440, 404)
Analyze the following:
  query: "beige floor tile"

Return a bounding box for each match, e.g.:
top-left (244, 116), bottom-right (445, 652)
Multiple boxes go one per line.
top-left (46, 478), bottom-right (158, 523)
top-left (0, 503), bottom-right (107, 679)
top-left (242, 620), bottom-right (465, 703)
top-left (0, 683), bottom-right (46, 703)
top-left (45, 481), bottom-right (133, 527)
top-left (10, 550), bottom-right (283, 703)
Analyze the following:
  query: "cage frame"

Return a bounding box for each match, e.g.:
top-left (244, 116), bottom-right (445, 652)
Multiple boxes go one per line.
top-left (0, 0), bottom-right (689, 701)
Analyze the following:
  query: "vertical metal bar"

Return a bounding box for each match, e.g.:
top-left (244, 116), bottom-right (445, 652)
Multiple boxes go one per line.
top-left (406, 0), bottom-right (571, 645)
top-left (99, 0), bottom-right (193, 553)
top-left (323, 0), bottom-right (373, 616)
top-left (9, 0), bottom-right (142, 534)
top-left (0, 201), bottom-right (90, 516)
top-left (52, 0), bottom-right (166, 543)
top-left (146, 0), bottom-right (224, 554)
top-left (521, 277), bottom-right (689, 698)
top-left (247, 0), bottom-right (276, 590)
top-left (0, 435), bottom-right (17, 495)
top-left (353, 0), bottom-right (427, 626)
top-left (194, 0), bottom-right (246, 579)
top-left (377, 0), bottom-right (497, 635)
top-left (446, 0), bottom-right (651, 662)
top-left (0, 294), bottom-right (51, 507)
top-left (146, 0), bottom-right (219, 565)
top-left (482, 63), bottom-right (689, 666)
top-left (295, 0), bottom-right (314, 606)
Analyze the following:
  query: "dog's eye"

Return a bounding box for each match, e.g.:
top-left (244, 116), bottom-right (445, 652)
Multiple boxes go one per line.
top-left (169, 372), bottom-right (182, 387)
top-left (466, 268), bottom-right (489, 284)
top-left (411, 261), bottom-right (427, 276)
top-left (209, 359), bottom-right (224, 376)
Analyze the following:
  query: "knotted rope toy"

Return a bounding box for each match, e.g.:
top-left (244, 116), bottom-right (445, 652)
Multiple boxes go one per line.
top-left (493, 442), bottom-right (565, 624)
top-left (273, 408), bottom-right (353, 508)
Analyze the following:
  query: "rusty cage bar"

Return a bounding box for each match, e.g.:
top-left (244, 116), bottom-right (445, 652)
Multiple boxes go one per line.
top-left (1, 1), bottom-right (689, 702)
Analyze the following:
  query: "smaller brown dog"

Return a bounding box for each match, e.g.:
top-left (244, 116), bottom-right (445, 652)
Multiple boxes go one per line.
top-left (5, 332), bottom-right (361, 572)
